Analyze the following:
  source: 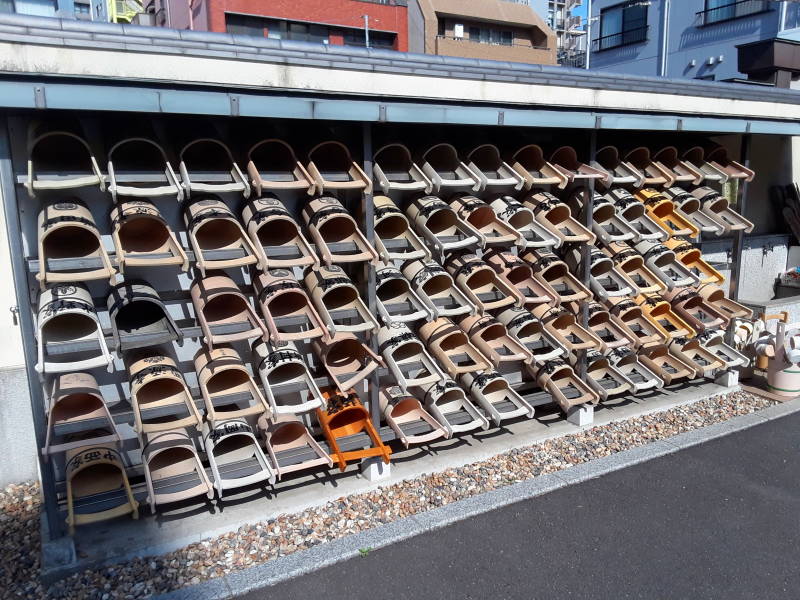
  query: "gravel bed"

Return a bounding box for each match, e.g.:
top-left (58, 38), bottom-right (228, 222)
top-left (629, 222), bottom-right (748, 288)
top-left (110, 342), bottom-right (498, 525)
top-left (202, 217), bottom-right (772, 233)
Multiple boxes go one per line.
top-left (4, 390), bottom-right (777, 599)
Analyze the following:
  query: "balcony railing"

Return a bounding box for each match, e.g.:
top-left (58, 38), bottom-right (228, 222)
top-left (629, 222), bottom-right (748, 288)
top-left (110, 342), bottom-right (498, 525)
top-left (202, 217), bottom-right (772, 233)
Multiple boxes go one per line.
top-left (696, 0), bottom-right (771, 26)
top-left (558, 50), bottom-right (586, 68)
top-left (591, 25), bottom-right (648, 52)
top-left (436, 35), bottom-right (549, 51)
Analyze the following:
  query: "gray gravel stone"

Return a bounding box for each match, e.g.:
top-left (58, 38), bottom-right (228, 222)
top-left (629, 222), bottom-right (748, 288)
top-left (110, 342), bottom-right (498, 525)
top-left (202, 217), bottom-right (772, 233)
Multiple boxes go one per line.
top-left (1, 390), bottom-right (779, 599)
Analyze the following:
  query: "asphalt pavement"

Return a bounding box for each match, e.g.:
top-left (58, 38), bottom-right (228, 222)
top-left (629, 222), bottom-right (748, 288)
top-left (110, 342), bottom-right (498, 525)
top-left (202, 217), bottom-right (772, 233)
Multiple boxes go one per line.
top-left (240, 411), bottom-right (800, 600)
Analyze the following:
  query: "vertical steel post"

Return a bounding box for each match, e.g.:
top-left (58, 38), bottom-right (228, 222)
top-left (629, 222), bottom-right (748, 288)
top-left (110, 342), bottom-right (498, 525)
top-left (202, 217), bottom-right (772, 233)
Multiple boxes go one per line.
top-left (585, 0), bottom-right (592, 69)
top-left (728, 133), bottom-right (751, 302)
top-left (579, 130), bottom-right (598, 378)
top-left (361, 123), bottom-right (380, 429)
top-left (0, 119), bottom-right (64, 538)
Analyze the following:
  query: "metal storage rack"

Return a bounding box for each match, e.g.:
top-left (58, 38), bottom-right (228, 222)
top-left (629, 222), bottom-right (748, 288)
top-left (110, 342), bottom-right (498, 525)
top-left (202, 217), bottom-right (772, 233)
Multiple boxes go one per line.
top-left (0, 114), bottom-right (605, 544)
top-left (0, 112), bottom-right (736, 545)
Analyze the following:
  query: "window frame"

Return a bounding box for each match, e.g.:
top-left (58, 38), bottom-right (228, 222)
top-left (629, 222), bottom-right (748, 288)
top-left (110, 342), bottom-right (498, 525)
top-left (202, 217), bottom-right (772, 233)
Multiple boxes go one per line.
top-left (593, 0), bottom-right (649, 52)
top-left (698, 0), bottom-right (773, 27)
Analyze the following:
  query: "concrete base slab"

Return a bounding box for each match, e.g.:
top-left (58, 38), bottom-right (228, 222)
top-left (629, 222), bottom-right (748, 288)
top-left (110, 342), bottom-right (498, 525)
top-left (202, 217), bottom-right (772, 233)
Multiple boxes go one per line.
top-left (61, 380), bottom-right (739, 578)
top-left (360, 457), bottom-right (391, 481)
top-left (740, 383), bottom-right (799, 403)
top-left (40, 531), bottom-right (77, 585)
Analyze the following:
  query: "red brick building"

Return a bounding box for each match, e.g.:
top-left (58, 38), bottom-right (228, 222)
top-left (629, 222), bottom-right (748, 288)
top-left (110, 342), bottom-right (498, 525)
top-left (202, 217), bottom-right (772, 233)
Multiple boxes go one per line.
top-left (149, 0), bottom-right (409, 52)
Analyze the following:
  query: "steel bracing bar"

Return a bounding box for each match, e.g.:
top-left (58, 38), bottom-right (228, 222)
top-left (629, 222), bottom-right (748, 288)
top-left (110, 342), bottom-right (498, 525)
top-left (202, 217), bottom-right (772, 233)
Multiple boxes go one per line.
top-left (362, 122), bottom-right (381, 430)
top-left (728, 133), bottom-right (751, 302)
top-left (578, 130), bottom-right (598, 379)
top-left (0, 117), bottom-right (64, 539)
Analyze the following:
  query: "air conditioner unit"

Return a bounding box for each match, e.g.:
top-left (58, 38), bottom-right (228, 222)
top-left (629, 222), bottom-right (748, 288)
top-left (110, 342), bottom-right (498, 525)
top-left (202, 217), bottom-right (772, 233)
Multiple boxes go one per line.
top-left (134, 12), bottom-right (156, 25)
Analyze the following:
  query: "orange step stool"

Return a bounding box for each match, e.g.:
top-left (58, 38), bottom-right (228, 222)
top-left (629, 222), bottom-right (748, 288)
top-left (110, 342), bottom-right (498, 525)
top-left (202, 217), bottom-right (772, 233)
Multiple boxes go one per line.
top-left (316, 388), bottom-right (392, 472)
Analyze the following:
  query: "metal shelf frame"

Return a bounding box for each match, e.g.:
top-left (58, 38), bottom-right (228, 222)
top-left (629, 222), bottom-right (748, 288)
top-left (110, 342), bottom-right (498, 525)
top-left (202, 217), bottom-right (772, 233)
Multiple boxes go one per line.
top-left (0, 83), bottom-right (756, 545)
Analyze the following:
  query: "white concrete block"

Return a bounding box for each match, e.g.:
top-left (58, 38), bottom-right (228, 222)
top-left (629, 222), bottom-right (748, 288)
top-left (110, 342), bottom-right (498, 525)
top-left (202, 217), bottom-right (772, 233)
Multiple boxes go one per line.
top-left (715, 369), bottom-right (739, 388)
top-left (0, 366), bottom-right (36, 486)
top-left (360, 457), bottom-right (391, 481)
top-left (566, 404), bottom-right (594, 427)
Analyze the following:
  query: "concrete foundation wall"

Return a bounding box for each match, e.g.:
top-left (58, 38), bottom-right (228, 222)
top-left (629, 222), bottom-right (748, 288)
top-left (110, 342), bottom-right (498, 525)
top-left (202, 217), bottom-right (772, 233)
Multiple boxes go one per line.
top-left (0, 136), bottom-right (37, 487)
top-left (0, 366), bottom-right (37, 486)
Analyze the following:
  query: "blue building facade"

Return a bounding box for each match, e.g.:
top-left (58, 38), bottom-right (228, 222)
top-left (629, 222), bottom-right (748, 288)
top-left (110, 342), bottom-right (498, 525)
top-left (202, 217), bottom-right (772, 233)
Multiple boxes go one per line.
top-left (588, 0), bottom-right (800, 83)
top-left (1, 0), bottom-right (117, 23)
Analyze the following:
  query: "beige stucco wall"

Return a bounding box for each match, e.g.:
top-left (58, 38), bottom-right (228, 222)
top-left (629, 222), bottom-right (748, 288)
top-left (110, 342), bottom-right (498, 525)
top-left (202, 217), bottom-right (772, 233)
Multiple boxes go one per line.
top-left (415, 0), bottom-right (557, 65)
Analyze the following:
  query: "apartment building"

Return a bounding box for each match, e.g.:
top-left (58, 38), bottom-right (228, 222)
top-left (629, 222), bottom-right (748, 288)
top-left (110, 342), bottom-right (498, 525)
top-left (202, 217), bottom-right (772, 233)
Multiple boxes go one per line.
top-left (531, 0), bottom-right (586, 65)
top-left (589, 0), bottom-right (800, 86)
top-left (408, 0), bottom-right (557, 64)
top-left (143, 0), bottom-right (409, 51)
top-left (0, 0), bottom-right (138, 23)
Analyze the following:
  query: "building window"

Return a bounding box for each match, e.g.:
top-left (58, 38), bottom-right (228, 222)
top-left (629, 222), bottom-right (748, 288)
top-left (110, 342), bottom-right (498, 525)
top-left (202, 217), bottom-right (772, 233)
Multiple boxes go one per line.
top-left (698, 0), bottom-right (771, 27)
top-left (225, 13), bottom-right (396, 49)
top-left (74, 1), bottom-right (91, 19)
top-left (226, 15), bottom-right (329, 44)
top-left (593, 1), bottom-right (648, 51)
top-left (467, 26), bottom-right (514, 46)
top-left (287, 22), bottom-right (328, 43)
top-left (785, 2), bottom-right (800, 31)
top-left (0, 0), bottom-right (14, 13)
top-left (343, 29), bottom-right (396, 49)
top-left (225, 14), bottom-right (267, 37)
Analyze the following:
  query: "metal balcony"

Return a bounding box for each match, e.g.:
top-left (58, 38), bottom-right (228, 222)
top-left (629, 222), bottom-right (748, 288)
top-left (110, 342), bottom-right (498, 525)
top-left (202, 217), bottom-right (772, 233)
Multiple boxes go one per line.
top-left (591, 25), bottom-right (648, 52)
top-left (696, 0), bottom-right (772, 26)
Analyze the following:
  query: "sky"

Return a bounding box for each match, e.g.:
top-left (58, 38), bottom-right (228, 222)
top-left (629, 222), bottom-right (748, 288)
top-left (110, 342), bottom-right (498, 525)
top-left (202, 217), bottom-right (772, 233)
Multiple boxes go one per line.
top-left (571, 2), bottom-right (588, 19)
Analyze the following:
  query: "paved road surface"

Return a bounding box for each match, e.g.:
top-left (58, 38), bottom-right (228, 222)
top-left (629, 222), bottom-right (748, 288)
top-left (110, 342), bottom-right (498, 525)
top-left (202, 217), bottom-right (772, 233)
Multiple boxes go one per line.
top-left (241, 412), bottom-right (800, 599)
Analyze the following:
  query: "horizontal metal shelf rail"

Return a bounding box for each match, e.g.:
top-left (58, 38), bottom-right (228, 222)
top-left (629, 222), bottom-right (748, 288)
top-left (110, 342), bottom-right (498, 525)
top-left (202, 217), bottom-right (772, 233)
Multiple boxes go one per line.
top-left (26, 240), bottom-right (408, 274)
